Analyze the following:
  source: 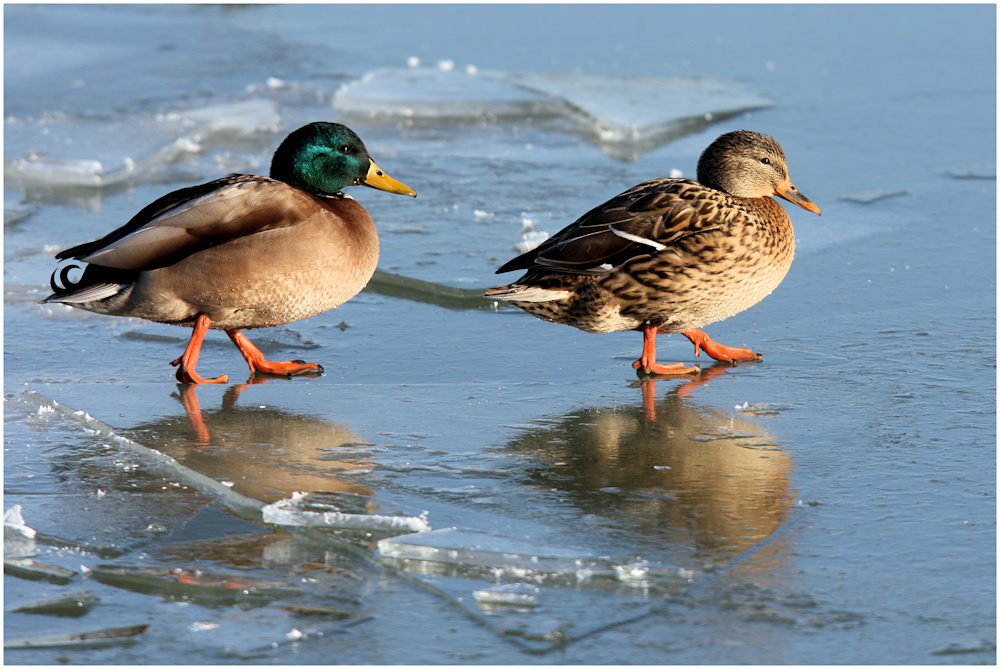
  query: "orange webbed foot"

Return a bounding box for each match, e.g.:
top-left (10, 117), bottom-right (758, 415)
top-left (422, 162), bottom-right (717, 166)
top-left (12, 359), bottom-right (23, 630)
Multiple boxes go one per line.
top-left (248, 358), bottom-right (324, 377)
top-left (683, 329), bottom-right (762, 364)
top-left (632, 359), bottom-right (700, 376)
top-left (633, 323), bottom-right (700, 376)
top-left (171, 314), bottom-right (229, 385)
top-left (227, 329), bottom-right (324, 378)
top-left (170, 357), bottom-right (229, 384)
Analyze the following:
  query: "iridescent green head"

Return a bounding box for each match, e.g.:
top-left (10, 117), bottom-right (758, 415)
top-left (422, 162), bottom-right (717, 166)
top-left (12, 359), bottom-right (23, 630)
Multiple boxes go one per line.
top-left (270, 122), bottom-right (415, 197)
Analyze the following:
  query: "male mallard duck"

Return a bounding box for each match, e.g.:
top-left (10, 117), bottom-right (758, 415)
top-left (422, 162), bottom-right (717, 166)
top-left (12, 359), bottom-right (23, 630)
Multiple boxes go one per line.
top-left (485, 130), bottom-right (820, 375)
top-left (43, 122), bottom-right (416, 384)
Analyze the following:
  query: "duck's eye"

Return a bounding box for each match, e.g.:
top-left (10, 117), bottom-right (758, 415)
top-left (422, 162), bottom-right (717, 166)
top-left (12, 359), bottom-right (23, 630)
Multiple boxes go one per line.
top-left (341, 145), bottom-right (353, 154)
top-left (760, 157), bottom-right (771, 165)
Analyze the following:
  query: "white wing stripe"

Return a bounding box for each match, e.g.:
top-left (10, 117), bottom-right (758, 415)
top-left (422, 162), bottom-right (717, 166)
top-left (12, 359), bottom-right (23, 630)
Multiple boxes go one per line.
top-left (610, 226), bottom-right (666, 251)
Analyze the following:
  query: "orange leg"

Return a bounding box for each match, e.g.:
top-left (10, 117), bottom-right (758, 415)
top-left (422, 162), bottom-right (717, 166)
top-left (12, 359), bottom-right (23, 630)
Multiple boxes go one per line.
top-left (176, 385), bottom-right (211, 445)
top-left (170, 314), bottom-right (229, 385)
top-left (640, 378), bottom-right (659, 422)
top-left (682, 328), bottom-right (763, 363)
top-left (632, 323), bottom-right (700, 376)
top-left (226, 329), bottom-right (324, 377)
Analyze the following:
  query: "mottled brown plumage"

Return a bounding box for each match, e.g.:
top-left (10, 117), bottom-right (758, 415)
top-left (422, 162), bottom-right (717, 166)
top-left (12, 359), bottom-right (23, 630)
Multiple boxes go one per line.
top-left (43, 122), bottom-right (416, 384)
top-left (485, 130), bottom-right (821, 375)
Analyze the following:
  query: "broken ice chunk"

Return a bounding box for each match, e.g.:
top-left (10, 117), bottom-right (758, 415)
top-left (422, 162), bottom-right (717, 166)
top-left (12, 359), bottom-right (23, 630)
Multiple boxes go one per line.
top-left (4, 156), bottom-right (120, 188)
top-left (333, 67), bottom-right (771, 160)
top-left (930, 638), bottom-right (997, 655)
top-left (3, 624), bottom-right (148, 650)
top-left (377, 527), bottom-right (617, 578)
top-left (515, 229), bottom-right (550, 253)
top-left (473, 583), bottom-right (541, 608)
top-left (5, 139), bottom-right (195, 189)
top-left (3, 558), bottom-right (77, 584)
top-left (173, 99), bottom-right (281, 137)
top-left (10, 590), bottom-right (98, 617)
top-left (284, 604), bottom-right (361, 620)
top-left (91, 565), bottom-right (303, 603)
top-left (4, 504), bottom-right (37, 558)
top-left (513, 213), bottom-right (550, 252)
top-left (333, 67), bottom-right (553, 122)
top-left (261, 491), bottom-right (430, 534)
top-left (839, 189), bottom-right (908, 204)
top-left (506, 72), bottom-right (773, 160)
top-left (3, 202), bottom-right (37, 226)
top-left (613, 562), bottom-right (697, 588)
top-left (943, 164), bottom-right (995, 179)
top-left (5, 99), bottom-right (279, 191)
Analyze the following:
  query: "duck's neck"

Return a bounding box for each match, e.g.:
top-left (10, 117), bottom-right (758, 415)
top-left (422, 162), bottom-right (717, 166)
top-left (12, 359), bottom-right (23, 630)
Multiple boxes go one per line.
top-left (741, 196), bottom-right (795, 262)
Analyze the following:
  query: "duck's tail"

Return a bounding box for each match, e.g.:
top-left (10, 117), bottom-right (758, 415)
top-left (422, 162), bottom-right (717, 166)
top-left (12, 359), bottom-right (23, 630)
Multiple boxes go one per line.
top-left (41, 261), bottom-right (131, 305)
top-left (483, 283), bottom-right (573, 303)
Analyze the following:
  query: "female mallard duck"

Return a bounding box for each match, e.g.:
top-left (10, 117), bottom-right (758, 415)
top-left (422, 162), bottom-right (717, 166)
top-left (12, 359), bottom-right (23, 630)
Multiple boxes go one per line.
top-left (485, 130), bottom-right (820, 375)
top-left (43, 122), bottom-right (416, 384)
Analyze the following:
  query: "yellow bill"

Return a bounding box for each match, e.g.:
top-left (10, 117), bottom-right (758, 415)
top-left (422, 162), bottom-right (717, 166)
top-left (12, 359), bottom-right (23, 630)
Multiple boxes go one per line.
top-left (361, 160), bottom-right (416, 197)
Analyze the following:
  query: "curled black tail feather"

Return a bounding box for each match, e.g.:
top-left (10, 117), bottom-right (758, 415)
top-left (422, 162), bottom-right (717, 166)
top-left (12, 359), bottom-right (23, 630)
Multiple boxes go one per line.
top-left (49, 262), bottom-right (84, 296)
top-left (42, 261), bottom-right (138, 304)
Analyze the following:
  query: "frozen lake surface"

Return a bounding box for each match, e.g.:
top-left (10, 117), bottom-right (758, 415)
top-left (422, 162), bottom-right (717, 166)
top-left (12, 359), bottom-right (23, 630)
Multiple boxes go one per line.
top-left (4, 4), bottom-right (995, 664)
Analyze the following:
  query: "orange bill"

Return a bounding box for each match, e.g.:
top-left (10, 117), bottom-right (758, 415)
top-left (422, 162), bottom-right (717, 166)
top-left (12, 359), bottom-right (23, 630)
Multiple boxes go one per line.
top-left (774, 182), bottom-right (821, 215)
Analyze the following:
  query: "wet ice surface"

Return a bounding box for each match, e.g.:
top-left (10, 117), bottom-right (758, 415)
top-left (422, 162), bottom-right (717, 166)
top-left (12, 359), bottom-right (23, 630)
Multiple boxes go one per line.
top-left (4, 4), bottom-right (996, 665)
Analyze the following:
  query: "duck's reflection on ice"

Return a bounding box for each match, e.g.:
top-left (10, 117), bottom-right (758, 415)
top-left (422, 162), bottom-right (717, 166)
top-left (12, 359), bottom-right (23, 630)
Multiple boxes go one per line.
top-left (126, 379), bottom-right (372, 504)
top-left (504, 366), bottom-right (796, 561)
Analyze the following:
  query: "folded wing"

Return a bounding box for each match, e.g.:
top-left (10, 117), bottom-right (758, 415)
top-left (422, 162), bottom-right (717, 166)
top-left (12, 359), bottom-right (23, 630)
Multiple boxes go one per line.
top-left (496, 179), bottom-right (726, 276)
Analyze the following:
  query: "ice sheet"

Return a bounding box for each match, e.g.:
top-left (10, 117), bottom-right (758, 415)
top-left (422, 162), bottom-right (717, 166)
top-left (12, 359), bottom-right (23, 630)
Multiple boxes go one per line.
top-left (333, 67), bottom-right (772, 160)
top-left (378, 526), bottom-right (694, 589)
top-left (4, 3), bottom-right (997, 663)
top-left (4, 99), bottom-right (280, 190)
top-left (507, 72), bottom-right (772, 159)
top-left (378, 526), bottom-right (615, 577)
top-left (333, 67), bottom-right (553, 122)
top-left (378, 527), bottom-right (695, 650)
top-left (378, 527), bottom-right (695, 652)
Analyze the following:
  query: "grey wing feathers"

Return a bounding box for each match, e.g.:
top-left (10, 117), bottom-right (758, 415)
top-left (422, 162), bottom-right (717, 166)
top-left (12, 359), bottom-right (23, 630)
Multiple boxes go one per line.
top-left (56, 175), bottom-right (305, 272)
top-left (44, 174), bottom-right (293, 303)
top-left (55, 175), bottom-right (249, 261)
